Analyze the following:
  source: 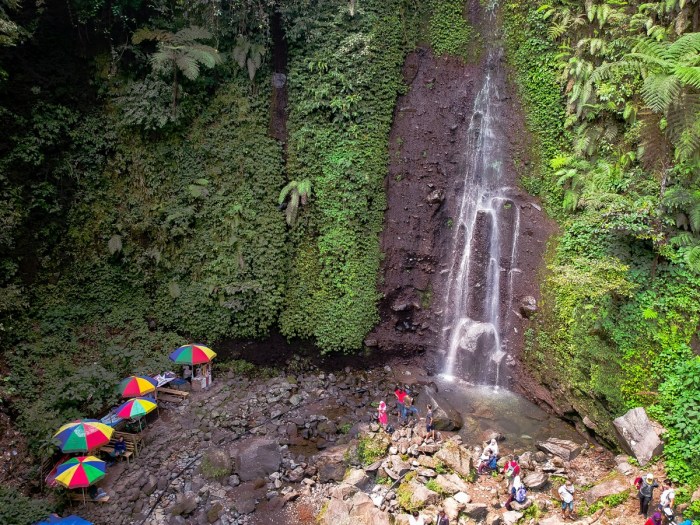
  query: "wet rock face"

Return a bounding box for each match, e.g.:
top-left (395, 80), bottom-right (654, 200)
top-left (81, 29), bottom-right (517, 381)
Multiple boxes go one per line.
top-left (613, 407), bottom-right (665, 466)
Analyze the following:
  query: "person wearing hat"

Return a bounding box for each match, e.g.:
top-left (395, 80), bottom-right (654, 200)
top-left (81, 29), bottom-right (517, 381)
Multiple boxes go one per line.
top-left (558, 479), bottom-right (576, 520)
top-left (634, 473), bottom-right (659, 516)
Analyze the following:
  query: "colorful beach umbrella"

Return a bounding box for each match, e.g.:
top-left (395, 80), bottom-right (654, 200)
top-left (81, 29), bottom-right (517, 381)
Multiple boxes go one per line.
top-left (54, 456), bottom-right (106, 489)
top-left (169, 344), bottom-right (217, 365)
top-left (114, 396), bottom-right (157, 419)
top-left (117, 375), bottom-right (157, 397)
top-left (53, 420), bottom-right (113, 453)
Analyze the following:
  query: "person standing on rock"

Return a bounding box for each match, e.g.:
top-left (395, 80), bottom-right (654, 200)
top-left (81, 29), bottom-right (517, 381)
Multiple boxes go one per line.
top-left (634, 473), bottom-right (659, 516)
top-left (425, 404), bottom-right (436, 441)
top-left (394, 385), bottom-right (408, 421)
top-left (377, 400), bottom-right (388, 429)
top-left (558, 479), bottom-right (576, 520)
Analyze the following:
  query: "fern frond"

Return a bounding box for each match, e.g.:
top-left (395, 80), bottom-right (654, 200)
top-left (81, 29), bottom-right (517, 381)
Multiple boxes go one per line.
top-left (132, 27), bottom-right (171, 44)
top-left (640, 73), bottom-right (681, 112)
top-left (664, 186), bottom-right (693, 208)
top-left (670, 231), bottom-right (695, 246)
top-left (674, 66), bottom-right (700, 89)
top-left (667, 32), bottom-right (700, 61)
top-left (173, 26), bottom-right (213, 45)
top-left (174, 52), bottom-right (200, 80)
top-left (689, 202), bottom-right (700, 232)
top-left (685, 244), bottom-right (700, 272)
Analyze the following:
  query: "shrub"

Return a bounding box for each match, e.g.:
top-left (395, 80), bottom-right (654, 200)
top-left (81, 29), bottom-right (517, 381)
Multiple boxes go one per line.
top-left (0, 487), bottom-right (52, 525)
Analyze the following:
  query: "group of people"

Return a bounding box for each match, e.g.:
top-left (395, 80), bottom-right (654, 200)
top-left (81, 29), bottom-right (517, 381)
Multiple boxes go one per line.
top-left (377, 384), bottom-right (437, 440)
top-left (408, 508), bottom-right (450, 525)
top-left (635, 474), bottom-right (689, 525)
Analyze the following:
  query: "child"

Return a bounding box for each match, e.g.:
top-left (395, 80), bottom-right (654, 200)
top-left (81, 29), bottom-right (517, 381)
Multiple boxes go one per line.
top-left (425, 404), bottom-right (436, 441)
top-left (377, 400), bottom-right (388, 428)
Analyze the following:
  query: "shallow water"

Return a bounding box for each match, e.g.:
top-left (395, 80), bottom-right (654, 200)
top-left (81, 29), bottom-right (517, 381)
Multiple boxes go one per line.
top-left (432, 376), bottom-right (583, 452)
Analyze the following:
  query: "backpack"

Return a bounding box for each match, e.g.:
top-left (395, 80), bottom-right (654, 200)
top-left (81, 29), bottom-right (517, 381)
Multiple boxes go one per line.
top-left (488, 455), bottom-right (498, 469)
top-left (505, 464), bottom-right (515, 477)
top-left (515, 486), bottom-right (527, 503)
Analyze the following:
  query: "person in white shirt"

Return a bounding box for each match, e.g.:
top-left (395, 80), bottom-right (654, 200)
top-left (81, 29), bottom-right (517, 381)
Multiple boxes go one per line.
top-left (558, 479), bottom-right (576, 520)
top-left (408, 510), bottom-right (425, 525)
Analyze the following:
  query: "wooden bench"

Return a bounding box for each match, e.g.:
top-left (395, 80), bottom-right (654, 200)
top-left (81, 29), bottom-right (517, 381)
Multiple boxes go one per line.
top-left (156, 386), bottom-right (189, 403)
top-left (114, 431), bottom-right (143, 455)
top-left (99, 437), bottom-right (137, 464)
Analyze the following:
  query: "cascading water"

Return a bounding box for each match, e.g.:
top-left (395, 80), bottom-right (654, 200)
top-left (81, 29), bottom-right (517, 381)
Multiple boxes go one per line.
top-left (441, 38), bottom-right (521, 386)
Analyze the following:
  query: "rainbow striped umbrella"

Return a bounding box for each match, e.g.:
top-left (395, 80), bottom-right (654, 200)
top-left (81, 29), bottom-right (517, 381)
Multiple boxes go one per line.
top-left (169, 344), bottom-right (216, 365)
top-left (114, 396), bottom-right (157, 419)
top-left (117, 375), bottom-right (157, 397)
top-left (55, 456), bottom-right (106, 489)
top-left (53, 420), bottom-right (114, 453)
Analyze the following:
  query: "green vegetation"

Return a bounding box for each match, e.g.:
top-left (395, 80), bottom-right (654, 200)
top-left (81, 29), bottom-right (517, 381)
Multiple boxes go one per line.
top-left (429, 0), bottom-right (474, 59)
top-left (279, 0), bottom-right (422, 351)
top-left (0, 486), bottom-right (52, 525)
top-left (504, 0), bottom-right (700, 488)
top-left (357, 433), bottom-right (389, 465)
top-left (396, 471), bottom-right (421, 512)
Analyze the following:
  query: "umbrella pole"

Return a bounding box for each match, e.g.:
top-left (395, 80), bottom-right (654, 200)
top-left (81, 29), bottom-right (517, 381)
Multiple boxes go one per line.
top-left (83, 488), bottom-right (86, 505)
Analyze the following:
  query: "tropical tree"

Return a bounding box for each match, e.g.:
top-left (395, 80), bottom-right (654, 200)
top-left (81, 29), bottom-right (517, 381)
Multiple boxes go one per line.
top-left (132, 26), bottom-right (221, 114)
top-left (278, 179), bottom-right (312, 226)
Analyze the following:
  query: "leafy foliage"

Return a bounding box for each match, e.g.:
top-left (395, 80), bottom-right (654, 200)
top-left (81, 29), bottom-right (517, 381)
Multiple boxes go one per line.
top-left (429, 0), bottom-right (474, 59)
top-left (0, 486), bottom-right (52, 525)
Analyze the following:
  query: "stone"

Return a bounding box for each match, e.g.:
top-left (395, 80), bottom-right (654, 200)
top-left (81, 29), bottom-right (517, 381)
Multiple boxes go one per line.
top-left (345, 468), bottom-right (371, 488)
top-left (462, 503), bottom-right (489, 520)
top-left (523, 471), bottom-right (549, 490)
top-left (319, 462), bottom-right (347, 483)
top-left (583, 416), bottom-right (598, 430)
top-left (231, 438), bottom-right (282, 482)
top-left (583, 474), bottom-right (630, 505)
top-left (206, 503), bottom-right (223, 524)
top-left (616, 462), bottom-right (635, 476)
top-left (319, 498), bottom-right (350, 525)
top-left (443, 496), bottom-right (465, 521)
top-left (454, 491), bottom-right (471, 504)
top-left (538, 516), bottom-right (568, 525)
top-left (510, 499), bottom-right (533, 511)
top-left (200, 449), bottom-right (232, 481)
top-left (435, 441), bottom-right (472, 477)
top-left (485, 511), bottom-right (502, 525)
top-left (171, 493), bottom-right (197, 516)
top-left (330, 483), bottom-right (358, 501)
top-left (520, 296), bottom-right (537, 318)
top-left (503, 510), bottom-right (524, 525)
top-left (613, 407), bottom-right (665, 466)
top-left (433, 474), bottom-right (461, 495)
top-left (427, 189), bottom-right (445, 204)
top-left (421, 386), bottom-right (463, 430)
top-left (405, 480), bottom-right (441, 508)
top-left (536, 438), bottom-right (582, 461)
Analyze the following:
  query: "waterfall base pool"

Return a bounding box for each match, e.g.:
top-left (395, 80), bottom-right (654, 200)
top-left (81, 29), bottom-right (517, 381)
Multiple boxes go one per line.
top-left (432, 376), bottom-right (584, 452)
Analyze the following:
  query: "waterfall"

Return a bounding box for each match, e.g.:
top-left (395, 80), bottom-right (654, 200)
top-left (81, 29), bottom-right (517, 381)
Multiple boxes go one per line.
top-left (441, 44), bottom-right (521, 386)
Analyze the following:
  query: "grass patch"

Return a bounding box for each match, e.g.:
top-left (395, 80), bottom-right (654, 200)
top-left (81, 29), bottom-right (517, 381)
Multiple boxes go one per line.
top-left (357, 434), bottom-right (389, 466)
top-left (425, 478), bottom-right (450, 496)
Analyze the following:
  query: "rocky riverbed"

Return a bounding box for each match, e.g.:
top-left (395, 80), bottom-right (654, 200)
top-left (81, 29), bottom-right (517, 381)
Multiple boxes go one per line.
top-left (74, 359), bottom-right (689, 525)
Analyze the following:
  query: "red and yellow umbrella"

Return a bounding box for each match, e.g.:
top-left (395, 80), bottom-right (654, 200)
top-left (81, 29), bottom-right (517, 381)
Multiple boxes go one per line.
top-left (117, 376), bottom-right (157, 398)
top-left (169, 344), bottom-right (216, 365)
top-left (55, 456), bottom-right (106, 489)
top-left (53, 420), bottom-right (114, 453)
top-left (115, 396), bottom-right (157, 419)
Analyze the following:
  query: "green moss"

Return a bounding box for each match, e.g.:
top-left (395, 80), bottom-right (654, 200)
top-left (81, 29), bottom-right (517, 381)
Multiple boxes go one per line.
top-left (429, 0), bottom-right (473, 59)
top-left (357, 434), bottom-right (389, 466)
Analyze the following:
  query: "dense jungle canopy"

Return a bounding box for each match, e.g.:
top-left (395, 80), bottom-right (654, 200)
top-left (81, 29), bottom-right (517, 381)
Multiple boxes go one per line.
top-left (1, 0), bottom-right (700, 520)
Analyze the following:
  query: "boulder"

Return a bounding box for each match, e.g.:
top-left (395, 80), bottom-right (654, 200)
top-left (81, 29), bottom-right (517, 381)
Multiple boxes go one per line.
top-left (231, 438), bottom-right (282, 482)
top-left (503, 510), bottom-right (524, 525)
top-left (454, 492), bottom-right (471, 504)
top-left (583, 474), bottom-right (630, 505)
top-left (170, 493), bottom-right (197, 516)
top-left (319, 461), bottom-right (346, 483)
top-left (485, 511), bottom-right (502, 525)
top-left (536, 438), bottom-right (582, 461)
top-left (519, 296), bottom-right (537, 318)
top-left (613, 408), bottom-right (664, 466)
top-left (404, 480), bottom-right (441, 508)
top-left (443, 496), bottom-right (465, 521)
top-left (462, 503), bottom-right (489, 521)
top-left (421, 386), bottom-right (463, 430)
top-left (345, 468), bottom-right (371, 489)
top-left (510, 499), bottom-right (533, 511)
top-left (435, 441), bottom-right (473, 477)
top-left (319, 498), bottom-right (350, 525)
top-left (523, 471), bottom-right (549, 490)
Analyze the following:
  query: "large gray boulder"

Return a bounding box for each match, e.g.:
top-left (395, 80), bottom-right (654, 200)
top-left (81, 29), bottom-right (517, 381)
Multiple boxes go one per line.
top-left (583, 474), bottom-right (630, 505)
top-left (613, 407), bottom-right (664, 466)
top-left (536, 438), bottom-right (582, 461)
top-left (231, 438), bottom-right (281, 482)
top-left (435, 440), bottom-right (473, 477)
top-left (523, 471), bottom-right (549, 490)
top-left (405, 480), bottom-right (441, 508)
top-left (421, 385), bottom-right (464, 430)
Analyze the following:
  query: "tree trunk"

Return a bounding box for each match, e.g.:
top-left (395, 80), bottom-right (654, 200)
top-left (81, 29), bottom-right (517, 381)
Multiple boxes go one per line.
top-left (172, 67), bottom-right (178, 115)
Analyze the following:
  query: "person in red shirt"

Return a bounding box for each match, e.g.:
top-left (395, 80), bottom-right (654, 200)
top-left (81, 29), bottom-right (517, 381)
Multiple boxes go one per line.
top-left (503, 455), bottom-right (521, 491)
top-left (645, 512), bottom-right (662, 525)
top-left (394, 385), bottom-right (408, 420)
